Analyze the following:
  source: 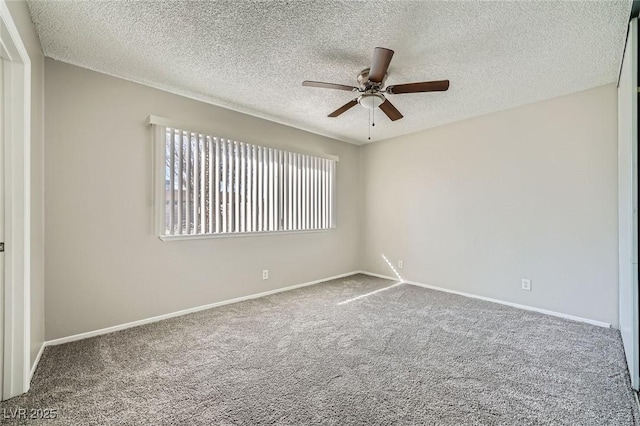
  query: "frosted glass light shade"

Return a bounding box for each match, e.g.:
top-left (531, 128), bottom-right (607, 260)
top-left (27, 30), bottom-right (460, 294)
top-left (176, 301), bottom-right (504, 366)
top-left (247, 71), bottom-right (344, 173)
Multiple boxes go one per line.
top-left (358, 94), bottom-right (385, 110)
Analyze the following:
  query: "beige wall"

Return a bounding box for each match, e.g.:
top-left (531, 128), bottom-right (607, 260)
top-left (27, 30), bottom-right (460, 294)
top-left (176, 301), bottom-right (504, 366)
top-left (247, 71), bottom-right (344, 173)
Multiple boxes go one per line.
top-left (6, 0), bottom-right (45, 368)
top-left (43, 57), bottom-right (620, 337)
top-left (44, 59), bottom-right (361, 340)
top-left (360, 85), bottom-right (619, 326)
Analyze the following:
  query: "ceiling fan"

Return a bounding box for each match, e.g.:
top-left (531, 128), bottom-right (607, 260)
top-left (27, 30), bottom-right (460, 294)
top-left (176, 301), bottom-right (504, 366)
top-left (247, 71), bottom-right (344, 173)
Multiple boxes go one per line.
top-left (302, 47), bottom-right (449, 122)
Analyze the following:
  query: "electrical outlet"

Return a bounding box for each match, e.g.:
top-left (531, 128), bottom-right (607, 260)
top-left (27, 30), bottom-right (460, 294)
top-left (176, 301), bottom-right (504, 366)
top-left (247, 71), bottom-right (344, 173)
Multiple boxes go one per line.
top-left (262, 269), bottom-right (269, 280)
top-left (521, 279), bottom-right (531, 291)
top-left (398, 260), bottom-right (404, 269)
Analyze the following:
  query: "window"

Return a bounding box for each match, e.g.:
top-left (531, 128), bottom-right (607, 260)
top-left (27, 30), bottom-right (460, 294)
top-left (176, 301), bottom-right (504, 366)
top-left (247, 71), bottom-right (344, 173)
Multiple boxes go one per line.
top-left (150, 118), bottom-right (337, 238)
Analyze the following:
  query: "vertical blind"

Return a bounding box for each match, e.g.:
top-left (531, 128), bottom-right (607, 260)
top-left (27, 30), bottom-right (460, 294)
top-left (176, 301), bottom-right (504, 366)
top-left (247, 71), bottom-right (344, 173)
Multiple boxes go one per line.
top-left (159, 126), bottom-right (336, 236)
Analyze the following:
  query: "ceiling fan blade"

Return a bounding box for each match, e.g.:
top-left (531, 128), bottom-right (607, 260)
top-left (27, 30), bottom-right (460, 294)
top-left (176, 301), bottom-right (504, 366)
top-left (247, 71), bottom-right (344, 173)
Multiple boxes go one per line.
top-left (368, 47), bottom-right (394, 83)
top-left (302, 81), bottom-right (358, 91)
top-left (379, 99), bottom-right (403, 121)
top-left (328, 99), bottom-right (358, 117)
top-left (386, 80), bottom-right (450, 94)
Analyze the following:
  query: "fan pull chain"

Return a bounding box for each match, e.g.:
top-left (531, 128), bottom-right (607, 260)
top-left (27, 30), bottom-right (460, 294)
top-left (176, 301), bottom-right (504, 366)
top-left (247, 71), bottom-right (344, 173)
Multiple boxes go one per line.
top-left (368, 108), bottom-right (371, 140)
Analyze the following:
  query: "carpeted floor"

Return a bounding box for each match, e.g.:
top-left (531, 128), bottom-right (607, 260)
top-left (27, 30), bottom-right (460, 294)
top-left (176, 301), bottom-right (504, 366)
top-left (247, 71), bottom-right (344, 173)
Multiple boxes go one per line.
top-left (1, 274), bottom-right (638, 425)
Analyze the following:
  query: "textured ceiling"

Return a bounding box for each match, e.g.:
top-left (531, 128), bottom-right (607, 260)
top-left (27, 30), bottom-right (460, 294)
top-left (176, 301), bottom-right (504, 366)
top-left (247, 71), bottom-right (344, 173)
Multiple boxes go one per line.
top-left (27, 0), bottom-right (631, 145)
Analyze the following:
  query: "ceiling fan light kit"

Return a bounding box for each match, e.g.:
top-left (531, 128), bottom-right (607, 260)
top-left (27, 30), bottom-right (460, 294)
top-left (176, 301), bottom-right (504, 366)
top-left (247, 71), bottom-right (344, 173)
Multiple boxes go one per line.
top-left (302, 47), bottom-right (450, 140)
top-left (358, 93), bottom-right (385, 110)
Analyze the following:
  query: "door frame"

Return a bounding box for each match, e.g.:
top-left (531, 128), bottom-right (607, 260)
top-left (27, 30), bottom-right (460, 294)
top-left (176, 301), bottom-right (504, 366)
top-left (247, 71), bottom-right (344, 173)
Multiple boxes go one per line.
top-left (618, 16), bottom-right (639, 391)
top-left (0, 1), bottom-right (31, 400)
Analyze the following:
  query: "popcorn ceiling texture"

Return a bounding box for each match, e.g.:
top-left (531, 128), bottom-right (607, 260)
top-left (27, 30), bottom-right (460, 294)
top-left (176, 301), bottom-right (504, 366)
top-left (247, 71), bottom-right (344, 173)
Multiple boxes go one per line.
top-left (27, 0), bottom-right (631, 144)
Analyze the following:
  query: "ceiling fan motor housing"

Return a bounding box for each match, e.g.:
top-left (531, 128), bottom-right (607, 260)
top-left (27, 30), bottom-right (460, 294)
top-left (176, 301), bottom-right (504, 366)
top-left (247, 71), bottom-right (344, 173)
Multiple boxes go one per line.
top-left (357, 68), bottom-right (386, 90)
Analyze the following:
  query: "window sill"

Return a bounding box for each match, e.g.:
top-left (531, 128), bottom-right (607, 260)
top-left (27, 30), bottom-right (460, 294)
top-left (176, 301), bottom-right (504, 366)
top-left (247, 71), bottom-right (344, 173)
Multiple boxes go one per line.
top-left (158, 228), bottom-right (333, 241)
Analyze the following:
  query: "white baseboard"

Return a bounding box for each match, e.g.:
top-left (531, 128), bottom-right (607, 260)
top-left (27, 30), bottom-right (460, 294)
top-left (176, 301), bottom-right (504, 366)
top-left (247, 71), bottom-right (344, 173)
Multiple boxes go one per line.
top-left (357, 270), bottom-right (610, 328)
top-left (29, 342), bottom-right (46, 382)
top-left (45, 271), bottom-right (361, 347)
top-left (405, 279), bottom-right (611, 328)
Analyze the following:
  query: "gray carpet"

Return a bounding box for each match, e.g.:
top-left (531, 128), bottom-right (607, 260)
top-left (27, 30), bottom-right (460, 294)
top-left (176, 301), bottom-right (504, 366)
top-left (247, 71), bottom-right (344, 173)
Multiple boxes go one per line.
top-left (1, 274), bottom-right (638, 425)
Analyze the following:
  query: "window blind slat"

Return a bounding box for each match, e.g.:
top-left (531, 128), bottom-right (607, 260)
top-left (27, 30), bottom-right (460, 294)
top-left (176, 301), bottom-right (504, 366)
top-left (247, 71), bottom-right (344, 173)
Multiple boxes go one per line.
top-left (286, 152), bottom-right (291, 230)
top-left (267, 148), bottom-right (272, 231)
top-left (176, 131), bottom-right (183, 235)
top-left (308, 155), bottom-right (312, 230)
top-left (246, 144), bottom-right (253, 232)
top-left (240, 143), bottom-right (246, 233)
top-left (319, 158), bottom-right (324, 229)
top-left (250, 146), bottom-right (253, 233)
top-left (287, 151), bottom-right (290, 230)
top-left (309, 156), bottom-right (313, 230)
top-left (282, 150), bottom-right (288, 230)
top-left (313, 158), bottom-right (322, 228)
top-left (274, 149), bottom-right (279, 231)
top-left (246, 145), bottom-right (251, 233)
top-left (185, 132), bottom-right (191, 234)
top-left (228, 140), bottom-right (234, 232)
top-left (277, 150), bottom-right (281, 230)
top-left (328, 159), bottom-right (332, 228)
top-left (233, 141), bottom-right (239, 232)
top-left (192, 133), bottom-right (199, 234)
top-left (226, 140), bottom-right (230, 233)
top-left (265, 148), bottom-right (271, 231)
top-left (304, 155), bottom-right (309, 230)
top-left (264, 147), bottom-right (267, 232)
top-left (252, 145), bottom-right (257, 232)
top-left (277, 149), bottom-right (280, 230)
top-left (293, 153), bottom-right (298, 230)
top-left (299, 154), bottom-right (304, 230)
top-left (258, 146), bottom-right (263, 232)
top-left (307, 155), bottom-right (311, 230)
top-left (317, 157), bottom-right (321, 229)
top-left (221, 139), bottom-right (227, 233)
top-left (214, 138), bottom-right (220, 233)
top-left (322, 158), bottom-right (328, 229)
top-left (168, 129), bottom-right (175, 234)
top-left (310, 156), bottom-right (314, 229)
top-left (320, 157), bottom-right (324, 229)
top-left (214, 138), bottom-right (220, 232)
top-left (297, 153), bottom-right (302, 229)
top-left (312, 156), bottom-right (317, 229)
top-left (328, 159), bottom-right (332, 227)
top-left (269, 148), bottom-right (273, 231)
top-left (208, 137), bottom-right (213, 233)
top-left (330, 160), bottom-right (335, 227)
top-left (200, 134), bottom-right (206, 233)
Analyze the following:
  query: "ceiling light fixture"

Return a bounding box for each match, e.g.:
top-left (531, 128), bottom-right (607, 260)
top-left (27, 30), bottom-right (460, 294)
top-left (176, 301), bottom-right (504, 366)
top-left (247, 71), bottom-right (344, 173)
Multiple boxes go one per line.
top-left (357, 93), bottom-right (385, 110)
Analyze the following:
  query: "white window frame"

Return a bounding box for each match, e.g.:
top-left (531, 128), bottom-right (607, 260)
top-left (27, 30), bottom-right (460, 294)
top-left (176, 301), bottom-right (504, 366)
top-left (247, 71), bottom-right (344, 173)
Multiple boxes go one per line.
top-left (148, 116), bottom-right (338, 241)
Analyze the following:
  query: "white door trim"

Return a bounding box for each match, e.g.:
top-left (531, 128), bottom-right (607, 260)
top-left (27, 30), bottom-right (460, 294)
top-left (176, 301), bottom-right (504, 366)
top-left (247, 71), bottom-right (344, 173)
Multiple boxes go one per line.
top-left (0, 0), bottom-right (31, 400)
